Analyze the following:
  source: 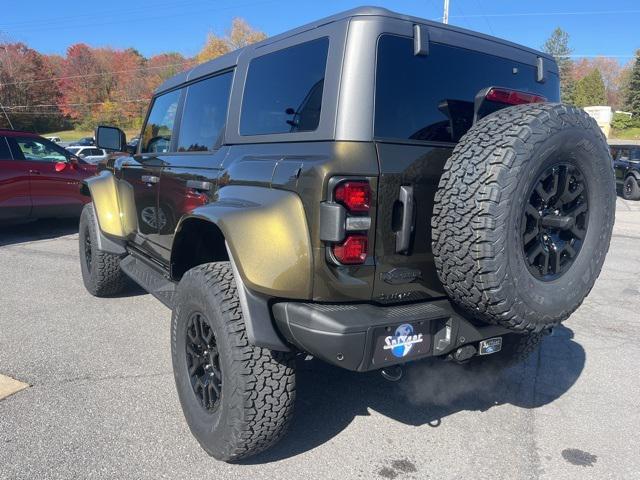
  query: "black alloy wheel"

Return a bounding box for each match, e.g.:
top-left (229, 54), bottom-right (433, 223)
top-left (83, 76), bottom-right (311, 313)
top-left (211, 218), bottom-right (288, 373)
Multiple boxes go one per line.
top-left (521, 163), bottom-right (589, 281)
top-left (185, 312), bottom-right (222, 412)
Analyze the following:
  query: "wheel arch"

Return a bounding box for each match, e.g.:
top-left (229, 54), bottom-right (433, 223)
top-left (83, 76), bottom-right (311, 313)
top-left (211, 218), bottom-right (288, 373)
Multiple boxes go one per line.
top-left (170, 185), bottom-right (313, 300)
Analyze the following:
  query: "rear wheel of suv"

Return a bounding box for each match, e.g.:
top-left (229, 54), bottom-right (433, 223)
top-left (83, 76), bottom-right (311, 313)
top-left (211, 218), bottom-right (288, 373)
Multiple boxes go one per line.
top-left (432, 104), bottom-right (615, 332)
top-left (79, 203), bottom-right (128, 296)
top-left (171, 262), bottom-right (296, 462)
top-left (623, 176), bottom-right (640, 200)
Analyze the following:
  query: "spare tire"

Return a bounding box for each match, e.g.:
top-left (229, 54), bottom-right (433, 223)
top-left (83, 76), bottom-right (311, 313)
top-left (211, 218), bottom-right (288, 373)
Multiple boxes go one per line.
top-left (432, 103), bottom-right (615, 332)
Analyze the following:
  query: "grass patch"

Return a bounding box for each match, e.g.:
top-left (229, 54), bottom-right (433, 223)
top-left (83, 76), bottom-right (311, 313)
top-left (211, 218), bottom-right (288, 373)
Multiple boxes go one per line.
top-left (43, 128), bottom-right (139, 142)
top-left (611, 127), bottom-right (640, 141)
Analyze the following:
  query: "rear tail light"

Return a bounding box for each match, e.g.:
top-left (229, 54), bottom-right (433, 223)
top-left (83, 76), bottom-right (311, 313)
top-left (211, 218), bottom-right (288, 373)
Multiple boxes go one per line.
top-left (334, 181), bottom-right (370, 213)
top-left (332, 235), bottom-right (368, 265)
top-left (485, 88), bottom-right (547, 106)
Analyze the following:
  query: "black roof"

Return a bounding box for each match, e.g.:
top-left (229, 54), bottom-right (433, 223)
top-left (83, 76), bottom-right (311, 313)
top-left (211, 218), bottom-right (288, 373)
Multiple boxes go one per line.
top-left (155, 6), bottom-right (555, 95)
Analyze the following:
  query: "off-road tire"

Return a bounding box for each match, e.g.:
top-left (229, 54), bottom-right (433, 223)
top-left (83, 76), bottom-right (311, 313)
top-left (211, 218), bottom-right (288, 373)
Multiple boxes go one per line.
top-left (79, 203), bottom-right (128, 296)
top-left (432, 103), bottom-right (615, 332)
top-left (623, 176), bottom-right (640, 200)
top-left (171, 262), bottom-right (296, 462)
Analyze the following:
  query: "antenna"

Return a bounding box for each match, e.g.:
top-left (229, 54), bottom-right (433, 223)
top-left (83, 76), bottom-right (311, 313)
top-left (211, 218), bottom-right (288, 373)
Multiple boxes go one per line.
top-left (443, 0), bottom-right (450, 24)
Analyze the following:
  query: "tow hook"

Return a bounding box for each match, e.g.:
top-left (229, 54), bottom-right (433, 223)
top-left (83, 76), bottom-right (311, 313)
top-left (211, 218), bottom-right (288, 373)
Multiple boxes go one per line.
top-left (381, 365), bottom-right (403, 382)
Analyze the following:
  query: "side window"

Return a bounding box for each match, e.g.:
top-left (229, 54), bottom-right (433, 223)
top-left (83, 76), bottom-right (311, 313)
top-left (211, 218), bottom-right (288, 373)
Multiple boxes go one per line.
top-left (13, 137), bottom-right (68, 162)
top-left (630, 148), bottom-right (640, 161)
top-left (619, 148), bottom-right (630, 161)
top-left (240, 37), bottom-right (329, 135)
top-left (0, 137), bottom-right (11, 160)
top-left (141, 89), bottom-right (181, 153)
top-left (177, 71), bottom-right (233, 152)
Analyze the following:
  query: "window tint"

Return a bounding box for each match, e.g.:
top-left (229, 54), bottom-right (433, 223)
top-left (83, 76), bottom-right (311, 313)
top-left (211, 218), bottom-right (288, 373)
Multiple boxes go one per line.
top-left (240, 37), bottom-right (329, 135)
top-left (375, 35), bottom-right (560, 143)
top-left (141, 89), bottom-right (181, 153)
top-left (13, 137), bottom-right (68, 162)
top-left (178, 72), bottom-right (233, 152)
top-left (630, 148), bottom-right (640, 161)
top-left (0, 137), bottom-right (11, 159)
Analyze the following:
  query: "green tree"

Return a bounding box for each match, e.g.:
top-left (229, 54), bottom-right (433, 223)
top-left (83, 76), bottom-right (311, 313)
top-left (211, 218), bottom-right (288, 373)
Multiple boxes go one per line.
top-left (573, 68), bottom-right (607, 107)
top-left (542, 27), bottom-right (574, 104)
top-left (625, 49), bottom-right (640, 117)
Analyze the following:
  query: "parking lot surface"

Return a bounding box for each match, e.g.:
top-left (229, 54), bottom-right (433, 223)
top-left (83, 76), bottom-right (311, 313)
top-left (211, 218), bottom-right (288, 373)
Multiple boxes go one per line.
top-left (1, 199), bottom-right (639, 480)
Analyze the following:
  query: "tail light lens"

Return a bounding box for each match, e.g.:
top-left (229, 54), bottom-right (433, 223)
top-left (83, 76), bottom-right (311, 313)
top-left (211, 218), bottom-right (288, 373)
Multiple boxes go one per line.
top-left (334, 181), bottom-right (370, 213)
top-left (332, 235), bottom-right (368, 265)
top-left (486, 88), bottom-right (547, 105)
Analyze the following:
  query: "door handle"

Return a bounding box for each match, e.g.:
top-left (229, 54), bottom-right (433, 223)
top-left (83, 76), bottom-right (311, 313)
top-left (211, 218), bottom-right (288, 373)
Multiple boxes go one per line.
top-left (141, 175), bottom-right (159, 184)
top-left (395, 185), bottom-right (414, 254)
top-left (186, 180), bottom-right (212, 192)
top-left (29, 169), bottom-right (41, 175)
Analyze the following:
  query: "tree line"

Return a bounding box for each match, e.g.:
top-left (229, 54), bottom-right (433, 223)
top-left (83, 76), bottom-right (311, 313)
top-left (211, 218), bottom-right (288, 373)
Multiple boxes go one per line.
top-left (2, 22), bottom-right (640, 133)
top-left (0, 19), bottom-right (264, 133)
top-left (543, 27), bottom-right (640, 128)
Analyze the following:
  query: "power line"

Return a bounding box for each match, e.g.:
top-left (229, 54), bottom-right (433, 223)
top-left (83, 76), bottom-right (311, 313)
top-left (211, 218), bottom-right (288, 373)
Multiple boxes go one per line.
top-left (449, 9), bottom-right (640, 19)
top-left (0, 61), bottom-right (192, 88)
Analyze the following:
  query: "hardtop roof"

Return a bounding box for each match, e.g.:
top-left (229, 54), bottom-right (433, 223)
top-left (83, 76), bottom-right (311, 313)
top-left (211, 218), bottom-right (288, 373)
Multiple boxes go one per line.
top-left (155, 6), bottom-right (555, 95)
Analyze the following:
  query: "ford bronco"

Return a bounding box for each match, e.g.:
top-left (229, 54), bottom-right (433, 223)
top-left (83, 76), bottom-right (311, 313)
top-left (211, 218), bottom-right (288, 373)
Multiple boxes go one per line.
top-left (79, 7), bottom-right (615, 461)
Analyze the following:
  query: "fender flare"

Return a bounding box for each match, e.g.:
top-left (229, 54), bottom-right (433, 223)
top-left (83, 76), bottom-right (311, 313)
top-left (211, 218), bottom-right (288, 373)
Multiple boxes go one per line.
top-left (172, 185), bottom-right (313, 300)
top-left (626, 170), bottom-right (640, 182)
top-left (81, 169), bottom-right (137, 239)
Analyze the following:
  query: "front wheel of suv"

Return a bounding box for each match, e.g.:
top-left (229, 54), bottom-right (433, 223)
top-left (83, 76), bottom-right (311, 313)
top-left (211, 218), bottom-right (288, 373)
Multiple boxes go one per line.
top-left (623, 176), bottom-right (640, 200)
top-left (171, 262), bottom-right (296, 462)
top-left (79, 203), bottom-right (128, 296)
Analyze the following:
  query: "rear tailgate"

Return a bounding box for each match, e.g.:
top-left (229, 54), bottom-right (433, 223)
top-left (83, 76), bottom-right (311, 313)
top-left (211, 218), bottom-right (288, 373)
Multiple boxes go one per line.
top-left (371, 33), bottom-right (560, 304)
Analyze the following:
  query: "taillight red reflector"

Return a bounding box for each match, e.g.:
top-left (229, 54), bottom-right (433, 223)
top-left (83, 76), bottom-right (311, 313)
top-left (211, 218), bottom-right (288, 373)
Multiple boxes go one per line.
top-left (486, 88), bottom-right (547, 105)
top-left (333, 235), bottom-right (368, 264)
top-left (334, 181), bottom-right (370, 213)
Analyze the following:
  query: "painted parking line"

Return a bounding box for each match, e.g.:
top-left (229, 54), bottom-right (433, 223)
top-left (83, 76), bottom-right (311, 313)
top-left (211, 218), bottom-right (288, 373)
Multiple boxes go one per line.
top-left (0, 374), bottom-right (29, 401)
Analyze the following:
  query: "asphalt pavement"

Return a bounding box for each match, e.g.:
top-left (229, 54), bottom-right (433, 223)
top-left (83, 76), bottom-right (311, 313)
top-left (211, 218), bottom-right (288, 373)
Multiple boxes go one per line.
top-left (1, 199), bottom-right (639, 480)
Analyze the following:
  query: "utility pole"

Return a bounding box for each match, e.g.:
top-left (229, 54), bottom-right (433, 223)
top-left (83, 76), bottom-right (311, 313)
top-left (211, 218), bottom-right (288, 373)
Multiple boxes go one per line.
top-left (443, 0), bottom-right (450, 24)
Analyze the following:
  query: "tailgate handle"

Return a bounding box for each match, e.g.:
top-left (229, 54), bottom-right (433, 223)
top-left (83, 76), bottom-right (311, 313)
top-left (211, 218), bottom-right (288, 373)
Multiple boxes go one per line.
top-left (395, 185), bottom-right (414, 254)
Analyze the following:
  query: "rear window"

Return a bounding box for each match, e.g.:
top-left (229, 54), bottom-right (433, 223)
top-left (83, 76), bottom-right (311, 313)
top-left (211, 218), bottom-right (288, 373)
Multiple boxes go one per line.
top-left (240, 37), bottom-right (329, 136)
top-left (375, 35), bottom-right (559, 143)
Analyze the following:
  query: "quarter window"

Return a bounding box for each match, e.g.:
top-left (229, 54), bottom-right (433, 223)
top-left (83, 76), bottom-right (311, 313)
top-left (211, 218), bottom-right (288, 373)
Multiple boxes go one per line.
top-left (141, 89), bottom-right (181, 153)
top-left (240, 37), bottom-right (329, 136)
top-left (177, 72), bottom-right (233, 152)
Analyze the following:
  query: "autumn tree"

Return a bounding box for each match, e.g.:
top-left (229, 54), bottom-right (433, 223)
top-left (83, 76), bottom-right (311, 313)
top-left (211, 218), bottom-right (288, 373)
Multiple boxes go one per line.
top-left (573, 57), bottom-right (624, 108)
top-left (197, 18), bottom-right (266, 63)
top-left (543, 27), bottom-right (574, 104)
top-left (573, 68), bottom-right (607, 107)
top-left (0, 42), bottom-right (66, 131)
top-left (625, 50), bottom-right (640, 118)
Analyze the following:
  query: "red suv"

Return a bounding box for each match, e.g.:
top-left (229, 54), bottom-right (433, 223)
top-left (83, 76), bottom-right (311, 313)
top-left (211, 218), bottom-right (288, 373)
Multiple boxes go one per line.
top-left (0, 129), bottom-right (97, 222)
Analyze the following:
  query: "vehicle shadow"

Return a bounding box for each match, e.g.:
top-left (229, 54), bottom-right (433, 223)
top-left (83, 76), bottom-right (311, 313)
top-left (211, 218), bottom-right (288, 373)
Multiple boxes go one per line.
top-left (242, 325), bottom-right (584, 464)
top-left (0, 218), bottom-right (80, 247)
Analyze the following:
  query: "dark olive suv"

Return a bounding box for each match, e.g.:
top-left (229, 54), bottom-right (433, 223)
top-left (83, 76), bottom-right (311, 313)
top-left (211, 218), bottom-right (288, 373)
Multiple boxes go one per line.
top-left (79, 7), bottom-right (615, 461)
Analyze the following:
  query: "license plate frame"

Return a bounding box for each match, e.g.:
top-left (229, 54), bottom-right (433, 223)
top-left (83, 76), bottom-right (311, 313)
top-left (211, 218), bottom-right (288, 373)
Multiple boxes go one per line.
top-left (371, 321), bottom-right (431, 365)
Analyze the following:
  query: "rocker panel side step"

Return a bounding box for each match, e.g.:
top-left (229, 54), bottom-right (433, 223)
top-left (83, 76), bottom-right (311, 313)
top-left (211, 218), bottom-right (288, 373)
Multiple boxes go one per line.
top-left (120, 255), bottom-right (176, 308)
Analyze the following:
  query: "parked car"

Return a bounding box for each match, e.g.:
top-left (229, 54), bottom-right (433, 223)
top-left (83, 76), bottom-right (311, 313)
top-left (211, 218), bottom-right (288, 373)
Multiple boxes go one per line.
top-left (46, 136), bottom-right (62, 143)
top-left (0, 129), bottom-right (97, 221)
top-left (66, 146), bottom-right (108, 164)
top-left (611, 143), bottom-right (640, 200)
top-left (70, 136), bottom-right (95, 146)
top-left (79, 7), bottom-right (615, 462)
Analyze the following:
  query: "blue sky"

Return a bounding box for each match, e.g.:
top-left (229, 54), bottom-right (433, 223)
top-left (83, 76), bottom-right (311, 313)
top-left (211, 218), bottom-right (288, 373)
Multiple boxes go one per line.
top-left (1, 0), bottom-right (638, 63)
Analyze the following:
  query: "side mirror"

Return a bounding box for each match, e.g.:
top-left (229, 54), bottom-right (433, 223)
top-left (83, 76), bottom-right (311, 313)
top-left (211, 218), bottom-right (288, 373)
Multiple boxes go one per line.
top-left (95, 125), bottom-right (126, 152)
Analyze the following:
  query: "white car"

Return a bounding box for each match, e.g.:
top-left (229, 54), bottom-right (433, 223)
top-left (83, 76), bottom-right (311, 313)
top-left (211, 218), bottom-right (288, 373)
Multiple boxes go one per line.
top-left (66, 146), bottom-right (108, 164)
top-left (46, 136), bottom-right (61, 143)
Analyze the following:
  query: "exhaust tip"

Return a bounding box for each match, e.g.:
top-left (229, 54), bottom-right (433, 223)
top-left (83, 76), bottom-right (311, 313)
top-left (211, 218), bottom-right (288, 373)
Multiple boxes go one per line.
top-left (381, 365), bottom-right (403, 382)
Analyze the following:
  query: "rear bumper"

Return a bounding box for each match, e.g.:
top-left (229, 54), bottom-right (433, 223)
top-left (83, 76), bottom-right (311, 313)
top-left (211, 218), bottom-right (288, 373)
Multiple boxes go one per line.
top-left (272, 299), bottom-right (511, 371)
